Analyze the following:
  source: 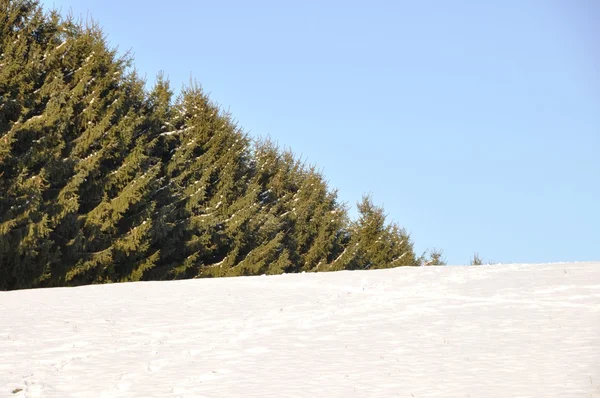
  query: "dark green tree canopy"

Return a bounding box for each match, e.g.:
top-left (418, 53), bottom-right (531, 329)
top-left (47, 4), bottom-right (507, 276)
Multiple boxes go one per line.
top-left (0, 0), bottom-right (423, 290)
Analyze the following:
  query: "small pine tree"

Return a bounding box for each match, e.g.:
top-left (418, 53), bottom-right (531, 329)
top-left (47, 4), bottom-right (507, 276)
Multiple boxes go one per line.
top-left (470, 252), bottom-right (483, 266)
top-left (331, 195), bottom-right (418, 270)
top-left (421, 248), bottom-right (447, 266)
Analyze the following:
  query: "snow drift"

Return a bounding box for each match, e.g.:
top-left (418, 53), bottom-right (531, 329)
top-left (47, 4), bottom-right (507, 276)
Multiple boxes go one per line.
top-left (1, 262), bottom-right (599, 397)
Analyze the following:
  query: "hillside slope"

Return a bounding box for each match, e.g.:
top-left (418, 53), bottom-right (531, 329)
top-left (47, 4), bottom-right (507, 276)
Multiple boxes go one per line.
top-left (1, 262), bottom-right (599, 397)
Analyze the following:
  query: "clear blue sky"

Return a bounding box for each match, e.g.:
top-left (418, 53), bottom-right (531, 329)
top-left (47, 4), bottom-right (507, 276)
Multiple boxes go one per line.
top-left (43, 0), bottom-right (599, 265)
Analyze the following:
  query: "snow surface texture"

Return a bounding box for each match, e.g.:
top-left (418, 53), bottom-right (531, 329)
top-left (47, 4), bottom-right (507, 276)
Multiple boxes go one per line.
top-left (1, 262), bottom-right (599, 398)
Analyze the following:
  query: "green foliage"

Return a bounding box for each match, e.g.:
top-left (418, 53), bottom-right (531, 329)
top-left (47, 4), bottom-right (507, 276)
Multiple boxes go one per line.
top-left (330, 195), bottom-right (418, 270)
top-left (0, 1), bottom-right (423, 290)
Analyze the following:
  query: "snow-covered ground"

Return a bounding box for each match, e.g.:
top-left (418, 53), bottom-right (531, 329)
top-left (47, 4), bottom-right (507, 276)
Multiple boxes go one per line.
top-left (1, 262), bottom-right (599, 397)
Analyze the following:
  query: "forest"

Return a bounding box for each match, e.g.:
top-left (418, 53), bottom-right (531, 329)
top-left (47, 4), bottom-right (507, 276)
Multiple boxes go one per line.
top-left (0, 0), bottom-right (452, 290)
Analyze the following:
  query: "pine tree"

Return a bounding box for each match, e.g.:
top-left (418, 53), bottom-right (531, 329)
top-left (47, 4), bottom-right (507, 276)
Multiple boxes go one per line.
top-left (330, 195), bottom-right (418, 271)
top-left (1, 1), bottom-right (428, 290)
top-left (0, 1), bottom-right (67, 288)
top-left (470, 252), bottom-right (483, 266)
top-left (420, 248), bottom-right (447, 266)
top-left (293, 170), bottom-right (346, 272)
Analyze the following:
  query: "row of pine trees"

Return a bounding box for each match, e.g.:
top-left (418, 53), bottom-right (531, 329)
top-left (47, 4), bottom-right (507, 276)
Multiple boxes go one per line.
top-left (0, 0), bottom-right (449, 291)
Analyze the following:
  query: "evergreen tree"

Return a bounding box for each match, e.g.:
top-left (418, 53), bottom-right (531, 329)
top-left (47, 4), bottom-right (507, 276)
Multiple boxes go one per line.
top-left (331, 195), bottom-right (418, 270)
top-left (1, 1), bottom-right (427, 290)
top-left (292, 169), bottom-right (346, 272)
top-left (150, 84), bottom-right (254, 279)
top-left (1, 1), bottom-right (70, 288)
top-left (218, 139), bottom-right (296, 276)
top-left (470, 252), bottom-right (483, 266)
top-left (420, 248), bottom-right (447, 266)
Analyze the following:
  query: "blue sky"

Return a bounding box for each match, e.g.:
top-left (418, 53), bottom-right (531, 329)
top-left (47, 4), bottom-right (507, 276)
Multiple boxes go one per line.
top-left (43, 0), bottom-right (599, 265)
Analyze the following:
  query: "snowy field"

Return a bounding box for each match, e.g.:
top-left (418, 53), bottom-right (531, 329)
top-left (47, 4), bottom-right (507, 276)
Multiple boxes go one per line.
top-left (1, 262), bottom-right (599, 397)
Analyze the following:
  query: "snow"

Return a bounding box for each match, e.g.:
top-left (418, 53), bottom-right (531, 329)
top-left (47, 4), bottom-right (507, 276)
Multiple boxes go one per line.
top-left (83, 151), bottom-right (98, 160)
top-left (390, 252), bottom-right (408, 265)
top-left (209, 257), bottom-right (227, 268)
top-left (155, 183), bottom-right (171, 193)
top-left (160, 127), bottom-right (190, 137)
top-left (1, 262), bottom-right (599, 397)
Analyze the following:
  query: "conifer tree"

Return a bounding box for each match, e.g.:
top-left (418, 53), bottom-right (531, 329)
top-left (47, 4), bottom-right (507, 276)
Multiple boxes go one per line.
top-left (1, 1), bottom-right (426, 290)
top-left (330, 195), bottom-right (418, 270)
top-left (1, 1), bottom-right (68, 288)
top-left (420, 248), bottom-right (447, 266)
top-left (470, 253), bottom-right (483, 266)
top-left (291, 169), bottom-right (346, 272)
top-left (217, 139), bottom-right (293, 276)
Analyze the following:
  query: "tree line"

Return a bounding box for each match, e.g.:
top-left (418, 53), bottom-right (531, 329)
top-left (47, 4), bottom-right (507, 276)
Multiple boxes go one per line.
top-left (1, 1), bottom-right (481, 290)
